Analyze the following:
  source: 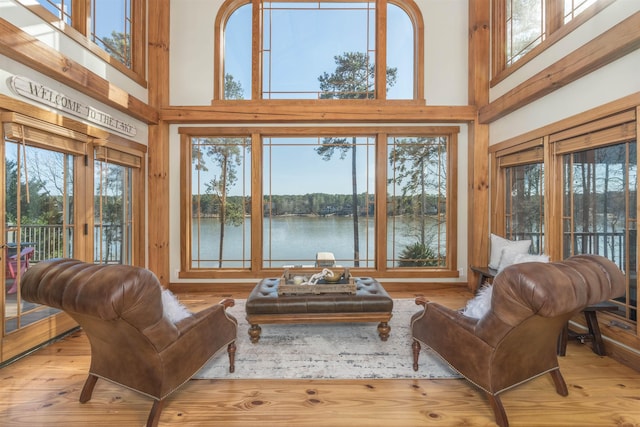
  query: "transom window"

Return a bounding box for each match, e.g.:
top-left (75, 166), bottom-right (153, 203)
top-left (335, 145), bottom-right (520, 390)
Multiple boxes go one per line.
top-left (492, 0), bottom-right (610, 79)
top-left (217, 0), bottom-right (421, 101)
top-left (27, 0), bottom-right (145, 81)
top-left (91, 0), bottom-right (133, 68)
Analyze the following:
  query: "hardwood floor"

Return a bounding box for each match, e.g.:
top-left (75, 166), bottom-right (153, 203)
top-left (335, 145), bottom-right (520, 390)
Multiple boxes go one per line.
top-left (1, 288), bottom-right (640, 426)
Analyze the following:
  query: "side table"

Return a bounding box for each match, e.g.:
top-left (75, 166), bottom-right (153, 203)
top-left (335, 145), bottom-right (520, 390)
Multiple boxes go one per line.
top-left (470, 265), bottom-right (498, 291)
top-left (557, 302), bottom-right (618, 356)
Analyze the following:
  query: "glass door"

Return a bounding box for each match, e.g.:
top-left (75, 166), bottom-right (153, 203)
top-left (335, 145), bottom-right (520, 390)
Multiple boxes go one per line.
top-left (94, 149), bottom-right (135, 265)
top-left (1, 125), bottom-right (84, 363)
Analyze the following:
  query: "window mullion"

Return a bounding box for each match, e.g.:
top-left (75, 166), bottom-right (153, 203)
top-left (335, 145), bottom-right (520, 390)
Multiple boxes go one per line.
top-left (376, 0), bottom-right (387, 100)
top-left (546, 0), bottom-right (562, 36)
top-left (252, 0), bottom-right (262, 100)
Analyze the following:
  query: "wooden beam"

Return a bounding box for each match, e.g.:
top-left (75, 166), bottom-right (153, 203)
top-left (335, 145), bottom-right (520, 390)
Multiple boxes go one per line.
top-left (479, 12), bottom-right (640, 124)
top-left (0, 18), bottom-right (158, 125)
top-left (161, 102), bottom-right (477, 123)
top-left (467, 0), bottom-right (491, 291)
top-left (146, 0), bottom-right (171, 285)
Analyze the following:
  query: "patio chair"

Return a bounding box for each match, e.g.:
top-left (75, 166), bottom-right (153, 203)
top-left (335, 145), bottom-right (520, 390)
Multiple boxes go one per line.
top-left (6, 246), bottom-right (34, 294)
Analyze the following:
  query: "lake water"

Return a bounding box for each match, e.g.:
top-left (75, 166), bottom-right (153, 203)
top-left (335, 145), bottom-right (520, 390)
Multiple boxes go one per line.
top-left (192, 216), bottom-right (442, 268)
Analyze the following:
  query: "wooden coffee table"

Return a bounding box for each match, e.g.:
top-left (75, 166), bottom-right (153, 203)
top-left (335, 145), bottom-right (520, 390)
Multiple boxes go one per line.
top-left (245, 277), bottom-right (394, 343)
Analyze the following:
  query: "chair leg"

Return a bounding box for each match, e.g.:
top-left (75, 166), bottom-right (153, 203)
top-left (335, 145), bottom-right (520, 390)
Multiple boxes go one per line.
top-left (146, 399), bottom-right (164, 427)
top-left (228, 341), bottom-right (236, 373)
top-left (486, 393), bottom-right (509, 427)
top-left (557, 322), bottom-right (568, 356)
top-left (7, 280), bottom-right (18, 294)
top-left (412, 340), bottom-right (421, 371)
top-left (79, 374), bottom-right (98, 403)
top-left (549, 369), bottom-right (569, 396)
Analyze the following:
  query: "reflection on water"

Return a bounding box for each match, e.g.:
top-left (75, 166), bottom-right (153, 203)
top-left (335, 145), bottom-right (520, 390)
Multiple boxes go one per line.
top-left (192, 216), bottom-right (443, 268)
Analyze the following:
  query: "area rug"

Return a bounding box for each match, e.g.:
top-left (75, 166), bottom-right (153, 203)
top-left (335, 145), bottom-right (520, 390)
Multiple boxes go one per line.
top-left (194, 298), bottom-right (461, 380)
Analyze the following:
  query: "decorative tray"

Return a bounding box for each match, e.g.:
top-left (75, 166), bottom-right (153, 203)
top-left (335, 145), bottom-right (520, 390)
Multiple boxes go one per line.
top-left (278, 269), bottom-right (356, 295)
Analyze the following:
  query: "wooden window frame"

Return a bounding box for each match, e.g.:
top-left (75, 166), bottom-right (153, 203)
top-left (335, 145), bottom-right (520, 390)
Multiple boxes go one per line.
top-left (17, 0), bottom-right (147, 87)
top-left (179, 125), bottom-right (459, 280)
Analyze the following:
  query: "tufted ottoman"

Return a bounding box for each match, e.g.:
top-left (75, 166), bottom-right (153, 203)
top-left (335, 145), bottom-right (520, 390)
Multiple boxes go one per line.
top-left (245, 277), bottom-right (394, 343)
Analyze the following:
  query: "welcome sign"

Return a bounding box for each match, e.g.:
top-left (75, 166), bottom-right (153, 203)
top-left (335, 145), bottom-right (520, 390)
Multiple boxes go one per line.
top-left (9, 75), bottom-right (137, 137)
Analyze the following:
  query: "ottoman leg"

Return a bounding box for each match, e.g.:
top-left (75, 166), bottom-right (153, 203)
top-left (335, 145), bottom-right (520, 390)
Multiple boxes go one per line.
top-left (248, 324), bottom-right (262, 343)
top-left (377, 321), bottom-right (391, 341)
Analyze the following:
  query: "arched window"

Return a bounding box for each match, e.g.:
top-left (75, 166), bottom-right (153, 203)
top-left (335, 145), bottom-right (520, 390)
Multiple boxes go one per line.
top-left (216, 0), bottom-right (423, 101)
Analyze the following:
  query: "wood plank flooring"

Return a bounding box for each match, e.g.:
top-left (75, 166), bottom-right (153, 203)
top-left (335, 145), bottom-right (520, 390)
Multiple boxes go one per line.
top-left (1, 288), bottom-right (639, 426)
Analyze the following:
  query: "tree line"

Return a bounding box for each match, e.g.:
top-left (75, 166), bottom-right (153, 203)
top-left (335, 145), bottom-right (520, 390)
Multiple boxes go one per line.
top-left (192, 193), bottom-right (444, 217)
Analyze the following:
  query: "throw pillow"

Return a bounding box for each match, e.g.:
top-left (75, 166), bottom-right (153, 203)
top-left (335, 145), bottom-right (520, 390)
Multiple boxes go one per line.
top-left (161, 289), bottom-right (193, 323)
top-left (488, 233), bottom-right (531, 270)
top-left (461, 284), bottom-right (493, 319)
top-left (498, 252), bottom-right (550, 272)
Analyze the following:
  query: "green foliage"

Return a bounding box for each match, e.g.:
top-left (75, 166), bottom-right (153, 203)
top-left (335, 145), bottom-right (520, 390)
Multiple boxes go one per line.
top-left (5, 158), bottom-right (61, 224)
top-left (398, 242), bottom-right (439, 267)
top-left (317, 51), bottom-right (397, 100)
top-left (101, 31), bottom-right (131, 67)
top-left (224, 73), bottom-right (245, 100)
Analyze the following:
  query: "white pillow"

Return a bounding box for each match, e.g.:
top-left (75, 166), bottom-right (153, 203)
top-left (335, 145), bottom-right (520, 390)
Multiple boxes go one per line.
top-left (498, 252), bottom-right (550, 272)
top-left (161, 289), bottom-right (193, 323)
top-left (461, 285), bottom-right (493, 319)
top-left (488, 234), bottom-right (531, 270)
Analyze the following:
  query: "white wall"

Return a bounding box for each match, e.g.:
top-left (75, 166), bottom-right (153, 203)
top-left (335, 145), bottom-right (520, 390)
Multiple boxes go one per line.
top-left (489, 0), bottom-right (640, 145)
top-left (422, 0), bottom-right (468, 105)
top-left (170, 0), bottom-right (222, 105)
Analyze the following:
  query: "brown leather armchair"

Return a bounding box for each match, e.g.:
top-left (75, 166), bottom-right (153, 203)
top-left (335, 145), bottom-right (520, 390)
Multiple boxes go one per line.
top-left (411, 254), bottom-right (625, 427)
top-left (21, 259), bottom-right (238, 427)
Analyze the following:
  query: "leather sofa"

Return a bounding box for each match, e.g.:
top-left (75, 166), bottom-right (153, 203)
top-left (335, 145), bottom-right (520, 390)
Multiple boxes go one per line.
top-left (411, 254), bottom-right (626, 427)
top-left (21, 258), bottom-right (238, 427)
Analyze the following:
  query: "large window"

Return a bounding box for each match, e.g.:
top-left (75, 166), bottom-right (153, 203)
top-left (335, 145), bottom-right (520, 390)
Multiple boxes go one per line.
top-left (26, 0), bottom-right (145, 82)
top-left (495, 145), bottom-right (545, 254)
top-left (561, 141), bottom-right (637, 323)
top-left (94, 146), bottom-right (141, 265)
top-left (492, 108), bottom-right (639, 337)
top-left (217, 0), bottom-right (422, 101)
top-left (491, 0), bottom-right (611, 80)
top-left (263, 134), bottom-right (376, 268)
top-left (188, 135), bottom-right (252, 269)
top-left (180, 126), bottom-right (458, 277)
top-left (387, 135), bottom-right (452, 268)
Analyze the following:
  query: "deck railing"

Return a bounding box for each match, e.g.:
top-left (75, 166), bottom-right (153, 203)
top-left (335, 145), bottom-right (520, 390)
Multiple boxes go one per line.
top-left (6, 224), bottom-right (123, 264)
